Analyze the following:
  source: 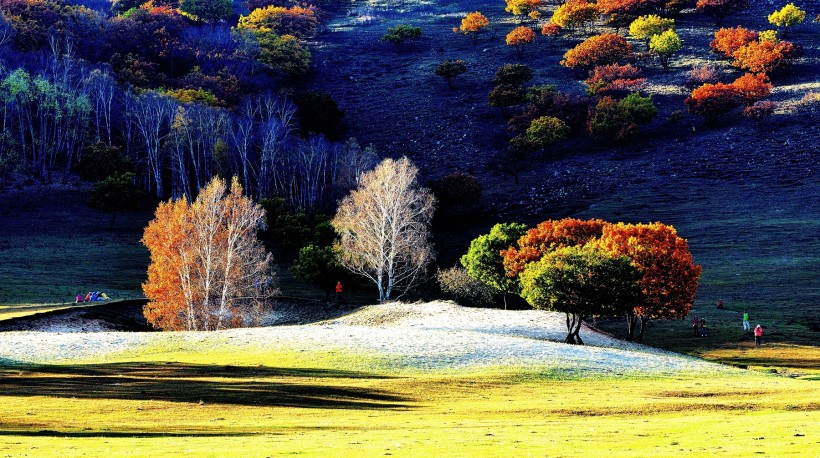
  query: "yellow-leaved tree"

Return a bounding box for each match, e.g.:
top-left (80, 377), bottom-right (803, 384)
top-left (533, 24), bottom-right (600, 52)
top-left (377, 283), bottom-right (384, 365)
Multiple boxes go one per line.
top-left (142, 176), bottom-right (276, 331)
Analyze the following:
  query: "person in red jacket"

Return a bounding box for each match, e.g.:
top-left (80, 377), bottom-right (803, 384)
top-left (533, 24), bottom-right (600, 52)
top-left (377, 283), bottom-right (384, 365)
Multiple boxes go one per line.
top-left (754, 324), bottom-right (763, 347)
top-left (335, 281), bottom-right (343, 303)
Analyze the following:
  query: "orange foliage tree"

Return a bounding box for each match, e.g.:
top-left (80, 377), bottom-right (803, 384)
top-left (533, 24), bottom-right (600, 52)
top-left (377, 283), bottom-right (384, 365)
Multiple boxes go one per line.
top-left (710, 26), bottom-right (757, 58)
top-left (458, 11), bottom-right (490, 41)
top-left (584, 63), bottom-right (646, 96)
top-left (732, 39), bottom-right (798, 74)
top-left (506, 26), bottom-right (536, 57)
top-left (596, 0), bottom-right (660, 15)
top-left (595, 222), bottom-right (701, 342)
top-left (732, 73), bottom-right (772, 106)
top-left (684, 82), bottom-right (743, 125)
top-left (550, 0), bottom-right (599, 32)
top-left (142, 176), bottom-right (276, 331)
top-left (505, 0), bottom-right (544, 21)
top-left (561, 33), bottom-right (633, 72)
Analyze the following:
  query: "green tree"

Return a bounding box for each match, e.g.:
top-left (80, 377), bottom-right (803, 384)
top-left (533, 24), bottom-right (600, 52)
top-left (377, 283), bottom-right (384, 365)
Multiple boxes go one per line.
top-left (435, 60), bottom-right (467, 89)
top-left (179, 0), bottom-right (233, 23)
top-left (289, 244), bottom-right (344, 299)
top-left (649, 29), bottom-right (682, 70)
top-left (526, 116), bottom-right (569, 151)
top-left (382, 24), bottom-right (422, 47)
top-left (88, 172), bottom-right (141, 229)
top-left (518, 245), bottom-right (641, 344)
top-left (768, 3), bottom-right (805, 38)
top-left (257, 33), bottom-right (311, 75)
top-left (629, 14), bottom-right (675, 48)
top-left (493, 64), bottom-right (534, 86)
top-left (460, 222), bottom-right (528, 309)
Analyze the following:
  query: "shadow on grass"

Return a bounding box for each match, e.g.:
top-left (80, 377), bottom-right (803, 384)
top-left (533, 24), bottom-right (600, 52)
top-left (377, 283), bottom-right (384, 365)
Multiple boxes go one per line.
top-left (0, 362), bottom-right (408, 410)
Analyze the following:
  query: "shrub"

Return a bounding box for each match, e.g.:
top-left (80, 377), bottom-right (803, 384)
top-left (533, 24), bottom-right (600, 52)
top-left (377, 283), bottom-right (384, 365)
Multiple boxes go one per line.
top-left (429, 171), bottom-right (483, 211)
top-left (596, 0), bottom-right (662, 16)
top-left (489, 84), bottom-right (528, 117)
top-left (237, 5), bottom-right (318, 38)
top-left (511, 85), bottom-right (593, 134)
top-left (768, 3), bottom-right (805, 38)
top-left (494, 64), bottom-right (534, 86)
top-left (649, 29), bottom-right (682, 70)
top-left (684, 82), bottom-right (743, 124)
top-left (550, 0), bottom-right (599, 32)
top-left (526, 116), bottom-right (570, 150)
top-left (732, 39), bottom-right (796, 74)
top-left (382, 24), bottom-right (422, 47)
top-left (506, 26), bottom-right (536, 57)
top-left (685, 64), bottom-right (720, 87)
top-left (629, 14), bottom-right (674, 48)
top-left (437, 267), bottom-right (495, 307)
top-left (742, 100), bottom-right (776, 120)
top-left (584, 64), bottom-right (646, 96)
top-left (696, 0), bottom-right (748, 26)
top-left (458, 11), bottom-right (490, 40)
top-left (588, 93), bottom-right (656, 144)
top-left (732, 73), bottom-right (772, 106)
top-left (435, 60), bottom-right (467, 88)
top-left (257, 33), bottom-right (311, 75)
top-left (710, 26), bottom-right (757, 58)
top-left (561, 33), bottom-right (633, 71)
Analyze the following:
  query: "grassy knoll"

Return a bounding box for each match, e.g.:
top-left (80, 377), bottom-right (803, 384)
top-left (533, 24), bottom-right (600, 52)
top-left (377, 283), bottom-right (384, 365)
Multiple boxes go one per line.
top-left (0, 342), bottom-right (817, 457)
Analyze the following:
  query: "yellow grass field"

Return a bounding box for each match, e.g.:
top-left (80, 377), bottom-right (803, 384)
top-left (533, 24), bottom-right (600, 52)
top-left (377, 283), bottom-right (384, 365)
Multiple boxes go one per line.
top-left (1, 339), bottom-right (817, 457)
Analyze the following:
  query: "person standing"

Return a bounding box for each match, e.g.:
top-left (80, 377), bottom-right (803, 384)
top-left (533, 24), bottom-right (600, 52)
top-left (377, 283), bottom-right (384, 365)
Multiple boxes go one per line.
top-left (700, 317), bottom-right (708, 337)
top-left (754, 324), bottom-right (763, 347)
top-left (335, 281), bottom-right (343, 303)
top-left (692, 315), bottom-right (700, 337)
top-left (743, 311), bottom-right (750, 331)
top-left (716, 299), bottom-right (725, 309)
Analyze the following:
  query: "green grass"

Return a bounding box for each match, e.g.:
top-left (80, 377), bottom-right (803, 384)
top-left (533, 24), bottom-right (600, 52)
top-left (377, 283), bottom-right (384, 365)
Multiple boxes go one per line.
top-left (0, 342), bottom-right (818, 457)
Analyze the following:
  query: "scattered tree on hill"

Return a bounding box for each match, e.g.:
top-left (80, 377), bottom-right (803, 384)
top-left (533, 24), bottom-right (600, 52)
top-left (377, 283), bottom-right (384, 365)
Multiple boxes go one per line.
top-left (588, 93), bottom-right (656, 144)
top-left (257, 33), bottom-right (311, 75)
top-left (596, 0), bottom-right (661, 16)
top-left (595, 222), bottom-right (701, 342)
top-left (435, 60), bottom-right (467, 89)
top-left (142, 176), bottom-right (276, 331)
top-left (332, 157), bottom-right (435, 303)
top-left (710, 26), bottom-right (758, 58)
top-left (526, 116), bottom-right (569, 152)
top-left (561, 33), bottom-right (633, 72)
top-left (506, 26), bottom-right (536, 57)
top-left (550, 0), bottom-right (599, 33)
top-left (695, 0), bottom-right (748, 26)
top-left (461, 222), bottom-right (528, 309)
top-left (88, 172), bottom-right (141, 230)
top-left (743, 100), bottom-right (777, 120)
top-left (458, 11), bottom-right (490, 41)
top-left (629, 14), bottom-right (674, 49)
top-left (489, 84), bottom-right (527, 117)
top-left (494, 64), bottom-right (534, 86)
top-left (731, 39), bottom-right (798, 74)
top-left (541, 23), bottom-right (561, 46)
top-left (382, 24), bottom-right (422, 48)
top-left (768, 3), bottom-right (805, 38)
top-left (684, 82), bottom-right (743, 124)
top-left (732, 73), bottom-right (772, 106)
top-left (659, 0), bottom-right (692, 16)
top-left (649, 29), bottom-right (682, 70)
top-left (505, 0), bottom-right (544, 22)
top-left (237, 5), bottom-right (318, 38)
top-left (585, 64), bottom-right (646, 96)
top-left (519, 245), bottom-right (641, 344)
top-left (179, 0), bottom-right (233, 23)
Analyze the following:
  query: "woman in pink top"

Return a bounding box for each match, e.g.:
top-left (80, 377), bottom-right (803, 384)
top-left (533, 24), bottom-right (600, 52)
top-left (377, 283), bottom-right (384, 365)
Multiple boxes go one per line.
top-left (754, 324), bottom-right (763, 347)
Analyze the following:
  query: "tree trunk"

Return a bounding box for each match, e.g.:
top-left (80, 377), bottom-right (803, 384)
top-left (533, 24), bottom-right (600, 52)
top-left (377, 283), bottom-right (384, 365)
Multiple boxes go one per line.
top-left (625, 312), bottom-right (638, 341)
top-left (637, 316), bottom-right (648, 343)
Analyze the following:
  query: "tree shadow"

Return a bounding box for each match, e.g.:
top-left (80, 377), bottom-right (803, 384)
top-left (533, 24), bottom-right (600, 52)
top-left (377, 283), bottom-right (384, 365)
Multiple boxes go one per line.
top-left (0, 362), bottom-right (408, 410)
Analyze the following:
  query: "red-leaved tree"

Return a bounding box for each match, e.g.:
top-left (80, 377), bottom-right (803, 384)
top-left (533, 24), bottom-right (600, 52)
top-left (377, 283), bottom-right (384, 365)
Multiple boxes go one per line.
top-left (710, 26), bottom-right (758, 58)
top-left (585, 64), bottom-right (647, 96)
top-left (732, 73), bottom-right (772, 106)
top-left (684, 82), bottom-right (743, 125)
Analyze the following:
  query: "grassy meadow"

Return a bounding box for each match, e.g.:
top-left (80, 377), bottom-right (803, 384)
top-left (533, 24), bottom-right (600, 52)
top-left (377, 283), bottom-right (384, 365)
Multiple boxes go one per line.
top-left (0, 340), bottom-right (818, 457)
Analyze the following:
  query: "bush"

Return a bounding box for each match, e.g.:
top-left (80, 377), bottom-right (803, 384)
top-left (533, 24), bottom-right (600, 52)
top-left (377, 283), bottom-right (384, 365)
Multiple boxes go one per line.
top-left (506, 26), bottom-right (536, 57)
top-left (429, 171), bottom-right (483, 211)
top-left (494, 64), bottom-right (534, 86)
top-left (684, 82), bottom-right (743, 124)
top-left (435, 60), bottom-right (467, 88)
top-left (237, 5), bottom-right (318, 38)
top-left (629, 14), bottom-right (674, 48)
top-left (649, 29), bottom-right (682, 70)
top-left (768, 3), bottom-right (805, 37)
top-left (742, 100), bottom-right (776, 120)
top-left (732, 39), bottom-right (797, 74)
top-left (561, 33), bottom-right (633, 71)
top-left (596, 0), bottom-right (662, 16)
top-left (710, 26), bottom-right (757, 58)
top-left (732, 73), bottom-right (772, 106)
top-left (685, 64), bottom-right (720, 87)
top-left (257, 33), bottom-right (311, 76)
top-left (382, 24), bottom-right (422, 47)
top-left (585, 64), bottom-right (646, 96)
top-left (550, 0), bottom-right (599, 32)
top-left (510, 85), bottom-right (593, 134)
top-left (588, 93), bottom-right (656, 144)
top-left (696, 0), bottom-right (748, 26)
top-left (526, 116), bottom-right (570, 150)
top-left (436, 267), bottom-right (495, 307)
top-left (489, 84), bottom-right (528, 117)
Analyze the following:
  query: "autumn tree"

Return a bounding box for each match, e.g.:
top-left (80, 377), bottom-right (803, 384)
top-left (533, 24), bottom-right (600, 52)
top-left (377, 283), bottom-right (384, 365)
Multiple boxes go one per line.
top-left (237, 5), bottom-right (318, 38)
top-left (541, 23), bottom-right (562, 46)
top-left (649, 29), bottom-right (682, 70)
top-left (629, 14), bottom-right (674, 49)
top-left (710, 26), bottom-right (758, 58)
top-left (732, 73), bottom-right (772, 106)
top-left (768, 3), bottom-right (805, 38)
top-left (505, 0), bottom-right (544, 22)
top-left (332, 157), bottom-right (436, 303)
top-left (561, 33), bottom-right (633, 72)
top-left (550, 0), bottom-right (599, 33)
top-left (257, 33), bottom-right (311, 75)
top-left (731, 39), bottom-right (797, 74)
top-left (506, 26), bottom-right (536, 57)
top-left (142, 176), bottom-right (276, 331)
top-left (458, 11), bottom-right (490, 41)
top-left (526, 116), bottom-right (569, 151)
top-left (595, 222), bottom-right (701, 342)
top-left (435, 59), bottom-right (467, 89)
top-left (584, 64), bottom-right (646, 96)
top-left (696, 0), bottom-right (748, 26)
top-left (519, 245), bottom-right (641, 344)
top-left (460, 222), bottom-right (528, 309)
top-left (684, 82), bottom-right (743, 124)
top-left (596, 0), bottom-right (661, 16)
top-left (179, 0), bottom-right (232, 23)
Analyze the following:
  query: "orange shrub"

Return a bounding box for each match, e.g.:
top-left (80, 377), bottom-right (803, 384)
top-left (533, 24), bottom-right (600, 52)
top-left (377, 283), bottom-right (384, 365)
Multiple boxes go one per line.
top-left (710, 26), bottom-right (757, 58)
top-left (584, 64), bottom-right (646, 96)
top-left (732, 73), bottom-right (772, 106)
top-left (541, 23), bottom-right (561, 37)
top-left (732, 39), bottom-right (797, 74)
top-left (596, 0), bottom-right (660, 15)
top-left (684, 82), bottom-right (743, 124)
top-left (561, 33), bottom-right (633, 71)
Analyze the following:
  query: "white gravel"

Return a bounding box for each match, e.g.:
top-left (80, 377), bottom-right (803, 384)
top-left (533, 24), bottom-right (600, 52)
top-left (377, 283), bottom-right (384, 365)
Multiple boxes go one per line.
top-left (0, 301), bottom-right (733, 376)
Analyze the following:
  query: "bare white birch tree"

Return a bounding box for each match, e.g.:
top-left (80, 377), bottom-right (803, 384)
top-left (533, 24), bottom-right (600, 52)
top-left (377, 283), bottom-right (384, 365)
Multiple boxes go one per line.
top-left (331, 157), bottom-right (436, 303)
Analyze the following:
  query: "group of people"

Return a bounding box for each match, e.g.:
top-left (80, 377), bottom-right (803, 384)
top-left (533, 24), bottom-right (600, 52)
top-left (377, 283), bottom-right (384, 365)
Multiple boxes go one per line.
top-left (692, 302), bottom-right (764, 347)
top-left (75, 291), bottom-right (109, 303)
